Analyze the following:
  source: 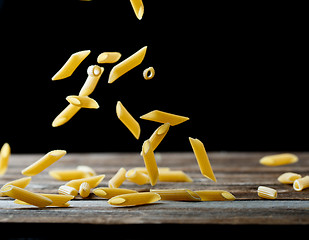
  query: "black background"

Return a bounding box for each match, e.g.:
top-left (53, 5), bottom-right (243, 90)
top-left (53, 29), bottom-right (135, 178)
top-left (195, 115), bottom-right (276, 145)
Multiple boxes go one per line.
top-left (0, 1), bottom-right (307, 153)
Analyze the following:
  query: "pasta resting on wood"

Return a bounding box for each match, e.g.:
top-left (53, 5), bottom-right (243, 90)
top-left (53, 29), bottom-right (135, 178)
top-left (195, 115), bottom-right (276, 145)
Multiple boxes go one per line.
top-left (108, 192), bottom-right (161, 207)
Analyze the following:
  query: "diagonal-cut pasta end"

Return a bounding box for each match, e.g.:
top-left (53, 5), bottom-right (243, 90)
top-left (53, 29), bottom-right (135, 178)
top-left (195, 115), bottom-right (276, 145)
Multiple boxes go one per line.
top-left (52, 117), bottom-right (67, 127)
top-left (108, 197), bottom-right (126, 205)
top-left (221, 192), bottom-right (236, 201)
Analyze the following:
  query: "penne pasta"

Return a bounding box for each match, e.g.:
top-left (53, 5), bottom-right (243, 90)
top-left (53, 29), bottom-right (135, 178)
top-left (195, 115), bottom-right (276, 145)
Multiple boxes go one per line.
top-left (148, 123), bottom-right (170, 151)
top-left (52, 50), bottom-right (90, 80)
top-left (259, 153), bottom-right (298, 166)
top-left (49, 169), bottom-right (90, 181)
top-left (0, 142), bottom-right (11, 176)
top-left (116, 101), bottom-right (141, 139)
top-left (0, 177), bottom-right (32, 197)
top-left (52, 103), bottom-right (81, 127)
top-left (142, 140), bottom-right (159, 186)
top-left (278, 172), bottom-right (302, 184)
top-left (76, 165), bottom-right (96, 176)
top-left (293, 176), bottom-right (309, 191)
top-left (131, 167), bottom-right (170, 175)
top-left (66, 95), bottom-right (99, 109)
top-left (151, 189), bottom-right (201, 201)
top-left (109, 167), bottom-right (127, 188)
top-left (189, 137), bottom-right (216, 182)
top-left (143, 66), bottom-right (155, 80)
top-left (15, 194), bottom-right (73, 207)
top-left (108, 46), bottom-right (147, 84)
top-left (21, 150), bottom-right (67, 176)
top-left (1, 185), bottom-right (52, 208)
top-left (79, 65), bottom-right (104, 96)
top-left (58, 185), bottom-right (78, 197)
top-left (79, 182), bottom-right (91, 198)
top-left (140, 110), bottom-right (189, 126)
top-left (97, 52), bottom-right (121, 64)
top-left (129, 0), bottom-right (144, 20)
top-left (65, 174), bottom-right (105, 190)
top-left (194, 190), bottom-right (236, 201)
top-left (93, 187), bottom-right (137, 199)
top-left (126, 169), bottom-right (150, 185)
top-left (257, 186), bottom-right (277, 199)
top-left (108, 192), bottom-right (161, 207)
top-left (158, 170), bottom-right (193, 182)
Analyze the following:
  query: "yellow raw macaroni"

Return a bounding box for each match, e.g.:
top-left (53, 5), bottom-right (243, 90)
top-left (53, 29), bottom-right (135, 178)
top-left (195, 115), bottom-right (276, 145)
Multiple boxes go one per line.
top-left (148, 123), bottom-right (170, 151)
top-left (108, 46), bottom-right (147, 84)
top-left (116, 101), bottom-right (141, 139)
top-left (52, 103), bottom-right (81, 127)
top-left (52, 50), bottom-right (90, 80)
top-left (126, 169), bottom-right (150, 185)
top-left (93, 187), bottom-right (137, 199)
top-left (293, 176), bottom-right (309, 191)
top-left (194, 190), bottom-right (236, 201)
top-left (140, 110), bottom-right (189, 126)
top-left (158, 170), bottom-right (193, 182)
top-left (108, 167), bottom-right (127, 188)
top-left (143, 67), bottom-right (155, 80)
top-left (79, 182), bottom-right (91, 198)
top-left (259, 153), bottom-right (298, 166)
top-left (0, 177), bottom-right (32, 197)
top-left (151, 189), bottom-right (201, 201)
top-left (129, 0), bottom-right (144, 20)
top-left (97, 52), bottom-right (121, 64)
top-left (21, 150), bottom-right (67, 176)
top-left (66, 95), bottom-right (99, 109)
top-left (108, 192), bottom-right (161, 207)
top-left (0, 143), bottom-right (11, 176)
top-left (1, 185), bottom-right (52, 208)
top-left (58, 185), bottom-right (78, 197)
top-left (65, 174), bottom-right (105, 190)
top-left (189, 137), bottom-right (216, 182)
top-left (277, 172), bottom-right (302, 184)
top-left (142, 140), bottom-right (159, 186)
top-left (79, 65), bottom-right (104, 96)
top-left (257, 186), bottom-right (277, 199)
top-left (15, 194), bottom-right (73, 207)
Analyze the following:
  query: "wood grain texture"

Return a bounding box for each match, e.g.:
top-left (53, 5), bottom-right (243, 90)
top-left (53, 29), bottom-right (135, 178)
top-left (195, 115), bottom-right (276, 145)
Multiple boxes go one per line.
top-left (1, 152), bottom-right (309, 225)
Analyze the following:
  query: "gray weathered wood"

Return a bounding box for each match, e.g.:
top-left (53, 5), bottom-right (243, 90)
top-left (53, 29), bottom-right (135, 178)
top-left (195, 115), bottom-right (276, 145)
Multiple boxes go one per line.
top-left (0, 152), bottom-right (309, 225)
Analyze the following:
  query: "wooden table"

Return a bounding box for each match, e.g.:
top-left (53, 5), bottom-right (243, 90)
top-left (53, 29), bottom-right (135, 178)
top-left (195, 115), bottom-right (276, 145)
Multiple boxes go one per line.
top-left (1, 152), bottom-right (308, 237)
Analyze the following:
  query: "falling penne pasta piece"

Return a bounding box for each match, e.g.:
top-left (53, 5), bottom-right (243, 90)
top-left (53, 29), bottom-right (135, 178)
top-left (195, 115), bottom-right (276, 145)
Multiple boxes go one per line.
top-left (1, 185), bottom-right (52, 208)
top-left (143, 66), bottom-right (155, 80)
top-left (148, 123), bottom-right (170, 151)
top-left (0, 142), bottom-right (11, 176)
top-left (194, 190), bottom-right (236, 201)
top-left (140, 110), bottom-right (189, 126)
top-left (66, 95), bottom-right (99, 109)
top-left (65, 174), bottom-right (105, 190)
top-left (52, 50), bottom-right (90, 80)
top-left (21, 150), bottom-right (67, 176)
top-left (79, 182), bottom-right (91, 198)
top-left (108, 192), bottom-right (161, 207)
top-left (126, 169), bottom-right (150, 185)
top-left (129, 0), bottom-right (144, 20)
top-left (151, 189), bottom-right (201, 201)
top-left (116, 101), bottom-right (141, 139)
top-left (109, 167), bottom-right (127, 188)
top-left (52, 103), bottom-right (81, 127)
top-left (293, 176), bottom-right (309, 191)
top-left (142, 140), bottom-right (159, 186)
top-left (277, 172), bottom-right (302, 184)
top-left (79, 65), bottom-right (104, 96)
top-left (158, 170), bottom-right (193, 182)
top-left (108, 46), bottom-right (147, 84)
top-left (97, 52), bottom-right (121, 64)
top-left (259, 153), bottom-right (298, 166)
top-left (257, 186), bottom-right (277, 199)
top-left (189, 137), bottom-right (216, 182)
top-left (93, 187), bottom-right (137, 199)
top-left (0, 177), bottom-right (32, 197)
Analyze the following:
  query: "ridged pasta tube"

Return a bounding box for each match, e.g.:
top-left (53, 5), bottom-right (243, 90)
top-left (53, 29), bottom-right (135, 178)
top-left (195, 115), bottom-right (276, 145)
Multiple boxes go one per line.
top-left (65, 174), bottom-right (105, 190)
top-left (277, 172), bottom-right (302, 184)
top-left (93, 187), bottom-right (137, 199)
top-left (108, 168), bottom-right (127, 188)
top-left (293, 176), bottom-right (309, 191)
top-left (79, 65), bottom-right (104, 96)
top-left (0, 143), bottom-right (11, 176)
top-left (142, 140), bottom-right (159, 186)
top-left (257, 186), bottom-right (277, 199)
top-left (0, 177), bottom-right (32, 197)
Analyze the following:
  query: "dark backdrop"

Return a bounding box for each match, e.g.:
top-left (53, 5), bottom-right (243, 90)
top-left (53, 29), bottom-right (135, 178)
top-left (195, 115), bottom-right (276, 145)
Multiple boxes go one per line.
top-left (0, 1), bottom-right (307, 153)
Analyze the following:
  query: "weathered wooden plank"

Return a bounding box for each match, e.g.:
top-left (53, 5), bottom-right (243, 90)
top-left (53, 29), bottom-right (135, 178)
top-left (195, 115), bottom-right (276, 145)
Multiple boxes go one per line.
top-left (0, 152), bottom-right (309, 225)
